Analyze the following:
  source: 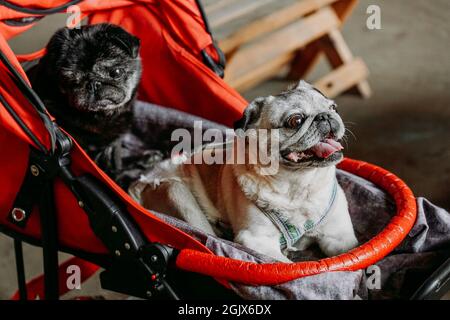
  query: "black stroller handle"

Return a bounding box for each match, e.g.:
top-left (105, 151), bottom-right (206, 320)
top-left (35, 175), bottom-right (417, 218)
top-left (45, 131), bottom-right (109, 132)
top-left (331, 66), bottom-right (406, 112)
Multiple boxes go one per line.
top-left (195, 0), bottom-right (226, 78)
top-left (59, 163), bottom-right (180, 300)
top-left (0, 50), bottom-right (55, 153)
top-left (411, 257), bottom-right (450, 300)
top-left (1, 0), bottom-right (83, 15)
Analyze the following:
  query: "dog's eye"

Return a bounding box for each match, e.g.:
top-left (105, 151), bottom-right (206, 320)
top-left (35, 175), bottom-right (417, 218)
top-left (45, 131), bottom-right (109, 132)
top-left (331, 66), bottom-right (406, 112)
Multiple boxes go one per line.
top-left (109, 68), bottom-right (123, 78)
top-left (330, 104), bottom-right (338, 112)
top-left (286, 114), bottom-right (304, 128)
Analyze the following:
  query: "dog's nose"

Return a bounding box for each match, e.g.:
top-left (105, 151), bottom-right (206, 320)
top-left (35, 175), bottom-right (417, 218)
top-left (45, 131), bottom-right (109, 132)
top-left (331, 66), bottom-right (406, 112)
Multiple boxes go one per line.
top-left (315, 112), bottom-right (340, 135)
top-left (93, 81), bottom-right (102, 91)
top-left (96, 84), bottom-right (125, 104)
top-left (315, 113), bottom-right (330, 122)
top-left (89, 81), bottom-right (102, 93)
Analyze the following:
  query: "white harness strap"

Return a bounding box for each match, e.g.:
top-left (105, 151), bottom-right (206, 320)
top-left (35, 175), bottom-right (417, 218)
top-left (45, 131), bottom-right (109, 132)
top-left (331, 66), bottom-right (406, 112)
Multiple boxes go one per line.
top-left (257, 178), bottom-right (339, 251)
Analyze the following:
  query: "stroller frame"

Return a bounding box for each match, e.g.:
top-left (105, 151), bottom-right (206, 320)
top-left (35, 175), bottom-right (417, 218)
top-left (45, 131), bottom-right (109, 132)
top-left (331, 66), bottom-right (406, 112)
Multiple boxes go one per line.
top-left (0, 0), bottom-right (229, 300)
top-left (0, 0), bottom-right (231, 300)
top-left (0, 0), bottom-right (448, 301)
top-left (1, 48), bottom-right (176, 299)
top-left (14, 145), bottom-right (179, 300)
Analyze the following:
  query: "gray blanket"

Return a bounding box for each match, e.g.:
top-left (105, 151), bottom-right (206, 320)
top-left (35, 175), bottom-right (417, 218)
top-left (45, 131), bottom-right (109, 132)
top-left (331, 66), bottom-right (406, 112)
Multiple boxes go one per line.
top-left (99, 101), bottom-right (450, 300)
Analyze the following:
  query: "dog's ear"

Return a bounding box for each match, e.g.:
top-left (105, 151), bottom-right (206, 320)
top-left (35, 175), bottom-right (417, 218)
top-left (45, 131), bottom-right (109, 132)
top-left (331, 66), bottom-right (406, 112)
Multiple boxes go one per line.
top-left (100, 24), bottom-right (140, 58)
top-left (233, 97), bottom-right (265, 131)
top-left (111, 33), bottom-right (140, 58)
top-left (294, 80), bottom-right (312, 90)
top-left (47, 27), bottom-right (74, 55)
top-left (43, 27), bottom-right (77, 74)
top-left (50, 27), bottom-right (73, 42)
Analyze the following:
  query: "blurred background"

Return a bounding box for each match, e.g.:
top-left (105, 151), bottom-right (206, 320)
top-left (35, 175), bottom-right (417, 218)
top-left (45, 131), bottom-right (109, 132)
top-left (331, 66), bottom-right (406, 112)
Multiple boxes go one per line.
top-left (1, 0), bottom-right (449, 299)
top-left (240, 0), bottom-right (450, 211)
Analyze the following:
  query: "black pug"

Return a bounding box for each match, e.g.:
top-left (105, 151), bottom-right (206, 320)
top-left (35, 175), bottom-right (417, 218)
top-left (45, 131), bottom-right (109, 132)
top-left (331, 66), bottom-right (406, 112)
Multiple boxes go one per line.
top-left (29, 23), bottom-right (142, 155)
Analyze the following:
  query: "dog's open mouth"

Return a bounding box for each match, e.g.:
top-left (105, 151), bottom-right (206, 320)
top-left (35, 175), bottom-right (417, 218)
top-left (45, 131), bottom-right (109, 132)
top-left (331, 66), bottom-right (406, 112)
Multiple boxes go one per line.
top-left (282, 139), bottom-right (344, 163)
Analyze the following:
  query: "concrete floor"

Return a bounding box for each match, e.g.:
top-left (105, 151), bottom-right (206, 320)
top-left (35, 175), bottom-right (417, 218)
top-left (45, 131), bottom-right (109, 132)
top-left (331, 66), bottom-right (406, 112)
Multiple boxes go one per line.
top-left (1, 0), bottom-right (449, 299)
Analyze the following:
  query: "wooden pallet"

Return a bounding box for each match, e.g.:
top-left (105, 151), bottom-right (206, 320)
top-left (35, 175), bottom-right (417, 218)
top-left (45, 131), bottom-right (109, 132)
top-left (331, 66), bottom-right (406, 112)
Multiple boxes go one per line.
top-left (203, 0), bottom-right (371, 98)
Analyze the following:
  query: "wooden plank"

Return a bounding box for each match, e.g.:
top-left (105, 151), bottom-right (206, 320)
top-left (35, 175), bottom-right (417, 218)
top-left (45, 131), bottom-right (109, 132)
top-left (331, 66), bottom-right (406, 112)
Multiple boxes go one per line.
top-left (352, 80), bottom-right (372, 98)
top-left (319, 28), bottom-right (372, 98)
top-left (332, 0), bottom-right (359, 22)
top-left (286, 0), bottom-right (358, 79)
top-left (321, 28), bottom-right (354, 64)
top-left (208, 0), bottom-right (273, 29)
top-left (212, 0), bottom-right (296, 41)
top-left (286, 41), bottom-right (322, 80)
top-left (219, 0), bottom-right (338, 54)
top-left (314, 58), bottom-right (368, 97)
top-left (224, 7), bottom-right (340, 83)
top-left (229, 52), bottom-right (296, 92)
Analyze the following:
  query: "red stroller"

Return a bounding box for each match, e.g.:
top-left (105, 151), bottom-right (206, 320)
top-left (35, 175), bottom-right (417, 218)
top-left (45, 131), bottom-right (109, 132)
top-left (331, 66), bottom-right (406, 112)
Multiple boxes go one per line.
top-left (0, 0), bottom-right (448, 300)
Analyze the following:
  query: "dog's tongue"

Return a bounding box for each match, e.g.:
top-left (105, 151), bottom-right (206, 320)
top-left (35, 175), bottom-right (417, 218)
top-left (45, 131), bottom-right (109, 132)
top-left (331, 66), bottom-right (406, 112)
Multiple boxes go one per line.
top-left (311, 139), bottom-right (343, 158)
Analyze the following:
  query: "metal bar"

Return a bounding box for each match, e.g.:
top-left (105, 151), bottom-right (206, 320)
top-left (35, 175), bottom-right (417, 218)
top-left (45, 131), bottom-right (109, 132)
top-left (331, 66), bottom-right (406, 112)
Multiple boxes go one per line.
top-left (39, 181), bottom-right (60, 300)
top-left (13, 239), bottom-right (28, 300)
top-left (411, 257), bottom-right (450, 300)
top-left (1, 0), bottom-right (83, 15)
top-left (161, 278), bottom-right (180, 300)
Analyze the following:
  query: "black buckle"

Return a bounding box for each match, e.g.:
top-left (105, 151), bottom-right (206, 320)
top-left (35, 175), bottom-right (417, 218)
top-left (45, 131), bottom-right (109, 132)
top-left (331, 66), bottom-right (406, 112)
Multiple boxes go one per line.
top-left (8, 150), bottom-right (46, 228)
top-left (100, 243), bottom-right (179, 299)
top-left (202, 48), bottom-right (225, 78)
top-left (195, 0), bottom-right (226, 78)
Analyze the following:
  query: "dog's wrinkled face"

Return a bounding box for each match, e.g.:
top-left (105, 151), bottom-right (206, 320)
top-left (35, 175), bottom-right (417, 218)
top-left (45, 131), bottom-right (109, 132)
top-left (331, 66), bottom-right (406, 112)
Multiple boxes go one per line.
top-left (234, 81), bottom-right (345, 169)
top-left (46, 24), bottom-right (141, 114)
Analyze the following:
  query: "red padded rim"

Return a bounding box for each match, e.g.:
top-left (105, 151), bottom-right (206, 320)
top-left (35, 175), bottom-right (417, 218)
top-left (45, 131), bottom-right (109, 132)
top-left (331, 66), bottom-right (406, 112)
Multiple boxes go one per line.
top-left (174, 158), bottom-right (417, 286)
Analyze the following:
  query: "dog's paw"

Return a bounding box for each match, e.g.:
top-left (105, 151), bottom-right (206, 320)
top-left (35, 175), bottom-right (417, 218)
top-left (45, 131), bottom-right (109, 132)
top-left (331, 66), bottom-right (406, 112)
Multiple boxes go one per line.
top-left (259, 249), bottom-right (291, 263)
top-left (294, 236), bottom-right (314, 251)
top-left (235, 230), bottom-right (291, 263)
top-left (318, 235), bottom-right (359, 257)
top-left (275, 254), bottom-right (292, 263)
